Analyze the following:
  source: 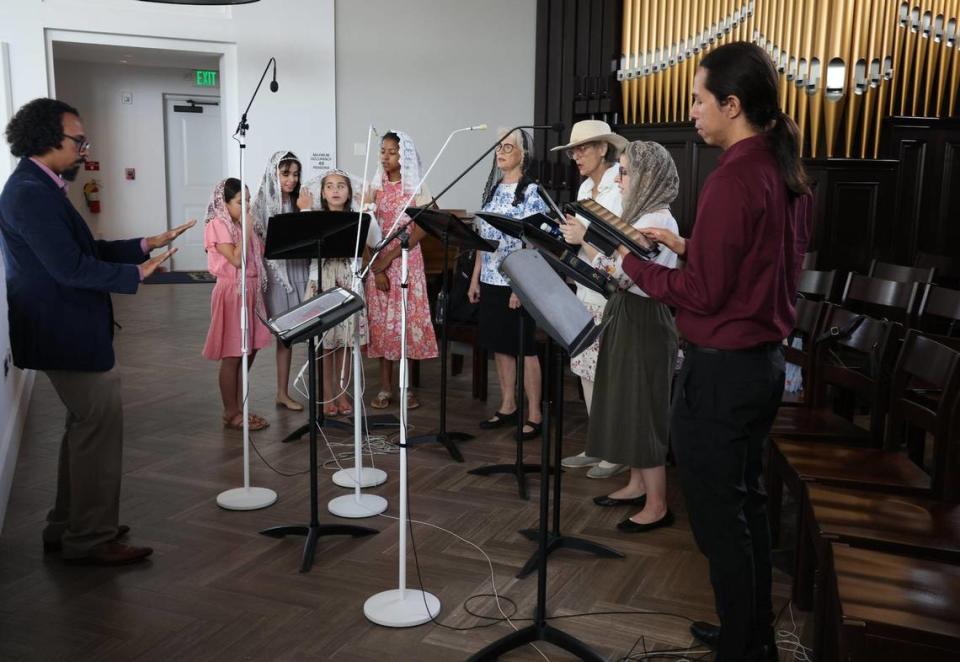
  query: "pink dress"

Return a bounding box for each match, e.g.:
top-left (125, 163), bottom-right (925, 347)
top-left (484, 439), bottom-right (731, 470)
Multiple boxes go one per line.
top-left (202, 218), bottom-right (273, 360)
top-left (364, 179), bottom-right (438, 360)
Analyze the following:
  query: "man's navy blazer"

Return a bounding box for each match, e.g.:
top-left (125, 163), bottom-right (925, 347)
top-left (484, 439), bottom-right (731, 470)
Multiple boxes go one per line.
top-left (0, 158), bottom-right (147, 372)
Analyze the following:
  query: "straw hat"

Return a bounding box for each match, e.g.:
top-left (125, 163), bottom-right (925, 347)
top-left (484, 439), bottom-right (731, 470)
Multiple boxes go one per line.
top-left (550, 119), bottom-right (627, 155)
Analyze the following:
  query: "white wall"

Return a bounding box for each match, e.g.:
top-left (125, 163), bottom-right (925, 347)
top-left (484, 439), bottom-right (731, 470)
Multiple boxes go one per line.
top-left (0, 0), bottom-right (337, 533)
top-left (54, 60), bottom-right (219, 241)
top-left (334, 0), bottom-right (538, 211)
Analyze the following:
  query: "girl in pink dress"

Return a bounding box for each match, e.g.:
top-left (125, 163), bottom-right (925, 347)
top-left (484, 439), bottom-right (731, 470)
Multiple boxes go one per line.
top-left (202, 178), bottom-right (273, 431)
top-left (365, 131), bottom-right (438, 410)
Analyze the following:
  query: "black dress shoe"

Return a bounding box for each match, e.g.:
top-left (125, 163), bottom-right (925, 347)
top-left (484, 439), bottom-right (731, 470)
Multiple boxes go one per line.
top-left (518, 420), bottom-right (542, 441)
top-left (44, 524), bottom-right (131, 554)
top-left (690, 621), bottom-right (720, 649)
top-left (691, 622), bottom-right (779, 661)
top-left (617, 509), bottom-right (675, 533)
top-left (63, 542), bottom-right (153, 566)
top-left (592, 494), bottom-right (647, 507)
top-left (479, 410), bottom-right (518, 429)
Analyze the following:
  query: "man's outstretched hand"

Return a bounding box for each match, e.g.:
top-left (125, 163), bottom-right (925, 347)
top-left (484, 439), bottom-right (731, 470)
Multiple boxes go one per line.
top-left (139, 248), bottom-right (178, 280)
top-left (146, 220), bottom-right (197, 251)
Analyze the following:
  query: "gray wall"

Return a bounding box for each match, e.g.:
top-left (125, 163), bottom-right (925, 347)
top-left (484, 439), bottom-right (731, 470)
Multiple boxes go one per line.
top-left (334, 0), bottom-right (537, 212)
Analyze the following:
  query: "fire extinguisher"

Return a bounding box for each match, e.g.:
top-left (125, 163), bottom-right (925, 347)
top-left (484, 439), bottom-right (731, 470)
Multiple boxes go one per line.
top-left (82, 180), bottom-right (101, 214)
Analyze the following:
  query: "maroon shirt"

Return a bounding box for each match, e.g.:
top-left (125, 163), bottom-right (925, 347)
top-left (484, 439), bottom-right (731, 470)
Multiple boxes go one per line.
top-left (622, 134), bottom-right (811, 350)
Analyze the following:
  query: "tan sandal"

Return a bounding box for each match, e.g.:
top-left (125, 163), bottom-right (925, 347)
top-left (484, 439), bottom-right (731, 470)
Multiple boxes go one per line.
top-left (370, 390), bottom-right (391, 409)
top-left (405, 391), bottom-right (421, 410)
top-left (224, 414), bottom-right (269, 431)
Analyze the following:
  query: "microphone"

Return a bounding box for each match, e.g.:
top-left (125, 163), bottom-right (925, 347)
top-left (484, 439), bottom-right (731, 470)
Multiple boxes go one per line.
top-left (468, 124), bottom-right (488, 131)
top-left (269, 60), bottom-right (278, 92)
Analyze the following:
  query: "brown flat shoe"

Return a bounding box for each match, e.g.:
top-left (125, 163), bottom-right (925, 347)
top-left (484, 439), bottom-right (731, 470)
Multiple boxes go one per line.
top-left (63, 542), bottom-right (153, 566)
top-left (44, 524), bottom-right (130, 554)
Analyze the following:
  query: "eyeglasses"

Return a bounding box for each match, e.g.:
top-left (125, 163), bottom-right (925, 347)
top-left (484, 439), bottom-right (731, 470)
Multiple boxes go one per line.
top-left (618, 166), bottom-right (628, 177)
top-left (564, 142), bottom-right (598, 159)
top-left (494, 143), bottom-right (516, 154)
top-left (63, 134), bottom-right (90, 152)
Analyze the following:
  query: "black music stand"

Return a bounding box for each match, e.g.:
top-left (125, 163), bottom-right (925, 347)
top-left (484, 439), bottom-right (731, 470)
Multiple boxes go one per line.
top-left (467, 337), bottom-right (604, 662)
top-left (264, 211), bottom-right (399, 437)
top-left (404, 207), bottom-right (496, 462)
top-left (258, 287), bottom-right (377, 573)
top-left (466, 211), bottom-right (552, 500)
top-left (510, 220), bottom-right (624, 577)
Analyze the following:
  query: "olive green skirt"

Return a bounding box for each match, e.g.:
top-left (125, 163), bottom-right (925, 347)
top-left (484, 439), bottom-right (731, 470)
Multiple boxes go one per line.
top-left (585, 292), bottom-right (678, 468)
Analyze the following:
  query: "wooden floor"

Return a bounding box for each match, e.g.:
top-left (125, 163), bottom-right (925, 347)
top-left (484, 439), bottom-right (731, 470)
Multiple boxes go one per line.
top-left (0, 284), bottom-right (806, 661)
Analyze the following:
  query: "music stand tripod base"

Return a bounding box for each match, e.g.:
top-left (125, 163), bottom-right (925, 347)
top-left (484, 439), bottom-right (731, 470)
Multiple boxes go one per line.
top-left (332, 467), bottom-right (388, 489)
top-left (364, 589), bottom-right (440, 628)
top-left (328, 493), bottom-right (388, 519)
top-left (216, 487), bottom-right (277, 511)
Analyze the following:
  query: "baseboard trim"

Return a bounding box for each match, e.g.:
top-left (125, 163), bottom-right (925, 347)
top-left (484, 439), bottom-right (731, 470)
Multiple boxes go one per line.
top-left (0, 368), bottom-right (35, 533)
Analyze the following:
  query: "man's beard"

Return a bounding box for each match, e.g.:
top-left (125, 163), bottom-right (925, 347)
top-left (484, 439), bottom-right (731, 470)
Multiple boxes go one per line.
top-left (61, 163), bottom-right (81, 181)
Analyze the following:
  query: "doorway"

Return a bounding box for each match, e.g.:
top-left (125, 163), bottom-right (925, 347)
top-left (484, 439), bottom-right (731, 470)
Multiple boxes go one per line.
top-left (163, 95), bottom-right (223, 270)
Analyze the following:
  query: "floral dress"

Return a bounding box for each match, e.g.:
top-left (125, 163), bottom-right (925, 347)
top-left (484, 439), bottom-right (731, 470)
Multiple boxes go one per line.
top-left (363, 179), bottom-right (439, 360)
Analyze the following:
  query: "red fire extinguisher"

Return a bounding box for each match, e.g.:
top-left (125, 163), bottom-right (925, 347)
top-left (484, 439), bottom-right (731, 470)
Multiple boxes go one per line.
top-left (83, 180), bottom-right (101, 214)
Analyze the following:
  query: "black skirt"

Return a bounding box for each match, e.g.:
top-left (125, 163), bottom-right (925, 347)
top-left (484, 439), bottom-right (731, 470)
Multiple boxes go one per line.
top-left (477, 282), bottom-right (537, 356)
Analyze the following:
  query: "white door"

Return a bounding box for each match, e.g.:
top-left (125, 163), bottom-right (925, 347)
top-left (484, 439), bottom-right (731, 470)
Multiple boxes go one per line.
top-left (164, 94), bottom-right (223, 271)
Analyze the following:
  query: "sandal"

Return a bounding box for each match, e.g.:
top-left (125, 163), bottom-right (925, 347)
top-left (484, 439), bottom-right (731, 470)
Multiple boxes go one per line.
top-left (406, 391), bottom-right (421, 410)
top-left (370, 390), bottom-right (391, 409)
top-left (224, 414), bottom-right (270, 431)
top-left (479, 410), bottom-right (518, 429)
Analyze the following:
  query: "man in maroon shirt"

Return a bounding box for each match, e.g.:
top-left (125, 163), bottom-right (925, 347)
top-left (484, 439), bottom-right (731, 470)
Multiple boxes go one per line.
top-left (618, 43), bottom-right (811, 662)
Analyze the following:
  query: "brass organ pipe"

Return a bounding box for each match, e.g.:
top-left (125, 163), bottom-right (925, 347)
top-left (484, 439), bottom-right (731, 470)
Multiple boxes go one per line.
top-left (823, 0), bottom-right (854, 158)
top-left (900, 3), bottom-right (920, 115)
top-left (639, 0), bottom-right (651, 124)
top-left (665, 0), bottom-right (676, 123)
top-left (874, 0), bottom-right (898, 157)
top-left (859, 0), bottom-right (881, 158)
top-left (949, 4), bottom-right (960, 114)
top-left (923, 0), bottom-right (946, 115)
top-left (622, 0), bottom-right (632, 122)
top-left (890, 2), bottom-right (909, 114)
top-left (910, 0), bottom-right (932, 115)
top-left (844, 0), bottom-right (868, 157)
top-left (646, 0), bottom-right (658, 124)
top-left (796, 0), bottom-right (818, 156)
top-left (680, 0), bottom-right (692, 121)
top-left (809, 0), bottom-right (830, 157)
top-left (933, 0), bottom-right (958, 115)
top-left (630, 0), bottom-right (642, 124)
top-left (782, 0), bottom-right (798, 112)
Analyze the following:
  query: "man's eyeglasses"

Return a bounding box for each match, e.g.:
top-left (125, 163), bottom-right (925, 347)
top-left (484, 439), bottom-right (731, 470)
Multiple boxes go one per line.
top-left (494, 143), bottom-right (516, 154)
top-left (64, 134), bottom-right (90, 152)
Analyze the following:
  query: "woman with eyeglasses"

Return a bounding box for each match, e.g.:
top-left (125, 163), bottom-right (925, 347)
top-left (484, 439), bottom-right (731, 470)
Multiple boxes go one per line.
top-left (468, 128), bottom-right (549, 440)
top-left (560, 140), bottom-right (680, 534)
top-left (551, 120), bottom-right (630, 479)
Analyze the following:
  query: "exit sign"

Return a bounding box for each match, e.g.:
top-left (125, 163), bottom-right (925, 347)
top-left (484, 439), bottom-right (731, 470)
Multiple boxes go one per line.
top-left (195, 70), bottom-right (218, 87)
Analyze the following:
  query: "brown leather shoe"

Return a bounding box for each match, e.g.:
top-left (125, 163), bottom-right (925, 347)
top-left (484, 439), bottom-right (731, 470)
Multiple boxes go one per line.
top-left (44, 525), bottom-right (130, 554)
top-left (63, 542), bottom-right (153, 566)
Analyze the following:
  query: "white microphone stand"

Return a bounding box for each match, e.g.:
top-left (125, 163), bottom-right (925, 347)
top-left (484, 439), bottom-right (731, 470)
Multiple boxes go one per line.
top-left (217, 66), bottom-right (279, 510)
top-left (363, 231), bottom-right (440, 627)
top-left (361, 123), bottom-right (484, 627)
top-left (329, 125), bottom-right (388, 518)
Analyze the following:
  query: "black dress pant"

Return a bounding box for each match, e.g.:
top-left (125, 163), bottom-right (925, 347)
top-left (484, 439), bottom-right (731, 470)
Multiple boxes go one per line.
top-left (672, 344), bottom-right (785, 662)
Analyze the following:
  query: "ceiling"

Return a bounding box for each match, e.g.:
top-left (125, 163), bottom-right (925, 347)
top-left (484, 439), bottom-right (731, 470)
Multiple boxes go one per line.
top-left (52, 42), bottom-right (220, 70)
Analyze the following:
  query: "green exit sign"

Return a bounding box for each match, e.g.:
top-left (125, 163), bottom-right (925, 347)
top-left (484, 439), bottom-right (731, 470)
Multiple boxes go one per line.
top-left (195, 70), bottom-right (218, 87)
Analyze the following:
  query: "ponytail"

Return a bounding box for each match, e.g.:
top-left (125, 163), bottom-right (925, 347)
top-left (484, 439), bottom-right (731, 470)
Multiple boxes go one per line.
top-left (768, 111), bottom-right (810, 197)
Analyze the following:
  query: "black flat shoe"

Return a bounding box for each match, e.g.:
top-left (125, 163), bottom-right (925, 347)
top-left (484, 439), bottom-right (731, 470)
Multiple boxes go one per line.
top-left (479, 410), bottom-right (518, 429)
top-left (690, 621), bottom-right (720, 649)
top-left (518, 420), bottom-right (542, 440)
top-left (617, 510), bottom-right (675, 533)
top-left (592, 494), bottom-right (647, 507)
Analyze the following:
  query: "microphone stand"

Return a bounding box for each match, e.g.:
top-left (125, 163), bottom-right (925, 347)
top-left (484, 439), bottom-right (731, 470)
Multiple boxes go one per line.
top-left (216, 58), bottom-right (280, 512)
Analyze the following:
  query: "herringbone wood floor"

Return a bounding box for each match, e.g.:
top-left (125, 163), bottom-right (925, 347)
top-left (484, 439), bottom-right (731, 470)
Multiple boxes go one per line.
top-left (0, 284), bottom-right (805, 661)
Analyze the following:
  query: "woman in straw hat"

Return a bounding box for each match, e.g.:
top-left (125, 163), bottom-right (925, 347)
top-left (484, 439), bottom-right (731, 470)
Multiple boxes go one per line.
top-left (552, 120), bottom-right (631, 479)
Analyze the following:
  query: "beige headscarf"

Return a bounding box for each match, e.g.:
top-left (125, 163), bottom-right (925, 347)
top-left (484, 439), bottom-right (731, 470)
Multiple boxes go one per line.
top-left (620, 140), bottom-right (679, 225)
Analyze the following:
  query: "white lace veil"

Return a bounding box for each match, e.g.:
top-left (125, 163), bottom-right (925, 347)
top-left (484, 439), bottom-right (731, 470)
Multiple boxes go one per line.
top-left (205, 178), bottom-right (268, 298)
top-left (252, 149), bottom-right (302, 293)
top-left (371, 130), bottom-right (423, 198)
top-left (301, 168), bottom-right (364, 211)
